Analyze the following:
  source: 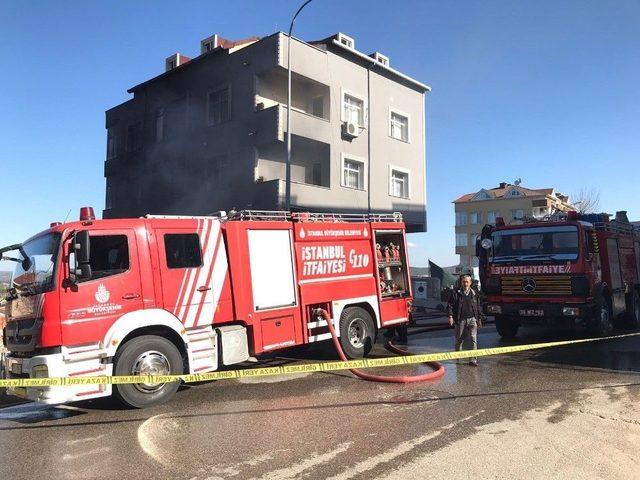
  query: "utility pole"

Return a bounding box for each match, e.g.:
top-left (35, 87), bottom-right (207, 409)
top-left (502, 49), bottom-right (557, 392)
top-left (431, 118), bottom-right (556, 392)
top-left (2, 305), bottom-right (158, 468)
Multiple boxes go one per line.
top-left (285, 0), bottom-right (314, 211)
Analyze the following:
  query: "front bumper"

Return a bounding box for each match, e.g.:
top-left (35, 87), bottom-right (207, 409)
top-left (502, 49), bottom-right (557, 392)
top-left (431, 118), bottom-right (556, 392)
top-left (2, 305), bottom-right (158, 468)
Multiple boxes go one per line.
top-left (3, 347), bottom-right (113, 404)
top-left (485, 300), bottom-right (593, 325)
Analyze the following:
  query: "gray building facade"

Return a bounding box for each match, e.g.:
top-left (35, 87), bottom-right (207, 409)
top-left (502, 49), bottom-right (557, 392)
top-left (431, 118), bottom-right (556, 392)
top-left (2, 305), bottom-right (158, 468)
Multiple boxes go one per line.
top-left (104, 32), bottom-right (429, 231)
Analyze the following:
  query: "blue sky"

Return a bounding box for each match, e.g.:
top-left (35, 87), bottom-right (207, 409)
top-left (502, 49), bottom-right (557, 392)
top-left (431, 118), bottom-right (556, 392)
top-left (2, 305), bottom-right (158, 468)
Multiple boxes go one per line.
top-left (1, 0), bottom-right (639, 272)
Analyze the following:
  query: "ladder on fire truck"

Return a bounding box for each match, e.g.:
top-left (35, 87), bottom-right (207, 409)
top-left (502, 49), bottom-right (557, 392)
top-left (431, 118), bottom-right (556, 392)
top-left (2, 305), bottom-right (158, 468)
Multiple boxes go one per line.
top-left (226, 210), bottom-right (404, 223)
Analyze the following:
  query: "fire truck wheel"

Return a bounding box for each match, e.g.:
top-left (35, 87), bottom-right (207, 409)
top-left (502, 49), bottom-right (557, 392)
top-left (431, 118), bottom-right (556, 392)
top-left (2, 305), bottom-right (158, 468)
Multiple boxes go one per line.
top-left (495, 315), bottom-right (519, 339)
top-left (591, 303), bottom-right (613, 337)
top-left (113, 335), bottom-right (184, 409)
top-left (339, 307), bottom-right (376, 359)
top-left (626, 291), bottom-right (640, 330)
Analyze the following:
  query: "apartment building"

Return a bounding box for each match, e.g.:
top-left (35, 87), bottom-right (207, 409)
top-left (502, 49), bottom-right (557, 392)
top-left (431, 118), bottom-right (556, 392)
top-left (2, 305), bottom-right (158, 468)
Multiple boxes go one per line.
top-left (453, 181), bottom-right (574, 267)
top-left (103, 32), bottom-right (429, 231)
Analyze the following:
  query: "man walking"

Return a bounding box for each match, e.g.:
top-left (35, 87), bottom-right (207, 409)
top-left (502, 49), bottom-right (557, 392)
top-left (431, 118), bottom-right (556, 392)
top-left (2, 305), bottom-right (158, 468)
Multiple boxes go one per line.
top-left (447, 275), bottom-right (484, 366)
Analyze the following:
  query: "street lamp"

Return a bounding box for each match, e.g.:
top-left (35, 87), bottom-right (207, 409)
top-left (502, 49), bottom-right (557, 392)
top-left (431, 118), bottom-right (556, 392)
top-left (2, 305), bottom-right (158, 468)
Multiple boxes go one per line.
top-left (285, 0), bottom-right (314, 211)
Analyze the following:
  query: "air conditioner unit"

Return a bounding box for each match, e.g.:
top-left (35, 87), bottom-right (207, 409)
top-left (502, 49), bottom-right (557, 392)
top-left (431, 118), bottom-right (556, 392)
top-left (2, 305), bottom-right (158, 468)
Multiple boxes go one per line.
top-left (342, 121), bottom-right (359, 139)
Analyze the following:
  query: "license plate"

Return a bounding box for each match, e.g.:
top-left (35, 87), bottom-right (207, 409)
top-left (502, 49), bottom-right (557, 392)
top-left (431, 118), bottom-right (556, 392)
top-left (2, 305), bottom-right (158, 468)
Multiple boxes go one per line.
top-left (520, 309), bottom-right (544, 317)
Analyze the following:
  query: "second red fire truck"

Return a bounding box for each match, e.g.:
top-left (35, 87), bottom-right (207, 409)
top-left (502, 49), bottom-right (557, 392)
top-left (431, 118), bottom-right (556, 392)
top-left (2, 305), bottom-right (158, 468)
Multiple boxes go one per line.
top-left (478, 210), bottom-right (640, 338)
top-left (1, 209), bottom-right (413, 408)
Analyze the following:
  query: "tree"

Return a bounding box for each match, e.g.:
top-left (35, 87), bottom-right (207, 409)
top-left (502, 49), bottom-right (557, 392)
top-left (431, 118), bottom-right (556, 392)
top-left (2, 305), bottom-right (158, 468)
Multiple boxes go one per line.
top-left (572, 187), bottom-right (600, 213)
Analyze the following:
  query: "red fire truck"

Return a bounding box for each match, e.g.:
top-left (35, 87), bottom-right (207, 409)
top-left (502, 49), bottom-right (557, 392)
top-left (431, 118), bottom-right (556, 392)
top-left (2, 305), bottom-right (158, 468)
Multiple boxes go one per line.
top-left (477, 211), bottom-right (640, 339)
top-left (1, 208), bottom-right (412, 407)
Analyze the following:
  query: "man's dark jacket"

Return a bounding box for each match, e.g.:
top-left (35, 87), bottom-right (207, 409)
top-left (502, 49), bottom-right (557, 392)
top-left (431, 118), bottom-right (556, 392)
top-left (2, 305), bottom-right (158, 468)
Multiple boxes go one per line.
top-left (447, 288), bottom-right (485, 323)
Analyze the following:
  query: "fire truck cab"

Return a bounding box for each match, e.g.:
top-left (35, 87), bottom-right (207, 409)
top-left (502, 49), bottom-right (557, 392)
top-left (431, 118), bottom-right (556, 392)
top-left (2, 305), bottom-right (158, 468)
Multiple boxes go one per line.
top-left (2, 209), bottom-right (412, 408)
top-left (478, 211), bottom-right (640, 338)
top-left (476, 212), bottom-right (640, 338)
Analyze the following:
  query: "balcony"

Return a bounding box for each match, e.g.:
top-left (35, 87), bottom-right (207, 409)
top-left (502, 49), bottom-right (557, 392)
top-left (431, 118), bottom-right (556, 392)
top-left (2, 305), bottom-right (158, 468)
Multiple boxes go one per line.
top-left (256, 136), bottom-right (330, 189)
top-left (253, 68), bottom-right (331, 145)
top-left (254, 104), bottom-right (332, 145)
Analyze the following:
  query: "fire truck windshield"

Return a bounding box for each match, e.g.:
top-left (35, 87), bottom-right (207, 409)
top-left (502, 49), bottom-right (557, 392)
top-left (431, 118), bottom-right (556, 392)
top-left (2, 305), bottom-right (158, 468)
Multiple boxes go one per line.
top-left (11, 232), bottom-right (61, 295)
top-left (491, 225), bottom-right (579, 263)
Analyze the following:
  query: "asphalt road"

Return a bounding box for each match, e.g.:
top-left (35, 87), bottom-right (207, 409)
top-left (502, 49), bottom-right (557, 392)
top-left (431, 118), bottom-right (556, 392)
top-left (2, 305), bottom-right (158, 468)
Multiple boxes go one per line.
top-left (2, 314), bottom-right (639, 480)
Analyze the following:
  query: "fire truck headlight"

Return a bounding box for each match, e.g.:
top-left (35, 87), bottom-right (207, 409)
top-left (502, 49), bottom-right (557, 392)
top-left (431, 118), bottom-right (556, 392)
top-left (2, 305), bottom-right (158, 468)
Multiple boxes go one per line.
top-left (32, 364), bottom-right (49, 379)
top-left (487, 305), bottom-right (502, 314)
top-left (562, 307), bottom-right (580, 317)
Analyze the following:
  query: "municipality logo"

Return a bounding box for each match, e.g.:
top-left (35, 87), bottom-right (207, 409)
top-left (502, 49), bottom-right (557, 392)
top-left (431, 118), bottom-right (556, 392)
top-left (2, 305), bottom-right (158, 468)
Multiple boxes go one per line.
top-left (95, 284), bottom-right (110, 304)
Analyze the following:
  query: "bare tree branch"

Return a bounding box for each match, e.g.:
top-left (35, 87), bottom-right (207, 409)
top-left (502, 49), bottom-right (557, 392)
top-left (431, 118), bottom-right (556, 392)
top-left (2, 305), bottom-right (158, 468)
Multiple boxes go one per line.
top-left (572, 186), bottom-right (600, 213)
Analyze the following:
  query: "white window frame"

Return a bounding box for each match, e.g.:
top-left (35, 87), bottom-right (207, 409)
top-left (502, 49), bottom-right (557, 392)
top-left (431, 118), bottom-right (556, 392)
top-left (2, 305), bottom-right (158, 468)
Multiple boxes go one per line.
top-left (472, 189), bottom-right (491, 200)
top-left (455, 212), bottom-right (468, 226)
top-left (388, 165), bottom-right (410, 199)
top-left (456, 233), bottom-right (468, 247)
top-left (470, 212), bottom-right (480, 225)
top-left (487, 211), bottom-right (499, 224)
top-left (337, 32), bottom-right (355, 49)
top-left (341, 88), bottom-right (366, 127)
top-left (207, 84), bottom-right (232, 126)
top-left (505, 187), bottom-right (523, 198)
top-left (200, 34), bottom-right (219, 54)
top-left (388, 107), bottom-right (410, 143)
top-left (341, 153), bottom-right (367, 191)
top-left (511, 209), bottom-right (525, 219)
top-left (373, 52), bottom-right (389, 66)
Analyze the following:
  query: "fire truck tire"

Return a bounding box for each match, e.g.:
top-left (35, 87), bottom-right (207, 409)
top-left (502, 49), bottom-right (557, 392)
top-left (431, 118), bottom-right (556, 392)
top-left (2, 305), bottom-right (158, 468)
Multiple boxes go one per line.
top-left (591, 303), bottom-right (613, 337)
top-left (495, 315), bottom-right (519, 339)
top-left (339, 307), bottom-right (376, 359)
top-left (625, 291), bottom-right (640, 330)
top-left (113, 335), bottom-right (184, 409)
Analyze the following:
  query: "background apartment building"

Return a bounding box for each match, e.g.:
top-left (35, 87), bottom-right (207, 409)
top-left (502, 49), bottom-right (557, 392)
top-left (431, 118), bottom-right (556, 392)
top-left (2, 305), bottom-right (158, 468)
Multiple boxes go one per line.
top-left (453, 181), bottom-right (574, 267)
top-left (103, 32), bottom-right (429, 231)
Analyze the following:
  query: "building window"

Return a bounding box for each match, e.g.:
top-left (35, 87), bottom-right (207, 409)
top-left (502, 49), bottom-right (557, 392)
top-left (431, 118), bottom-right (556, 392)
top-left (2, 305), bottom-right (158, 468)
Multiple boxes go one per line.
top-left (512, 209), bottom-right (524, 220)
top-left (389, 167), bottom-right (409, 199)
top-left (456, 233), bottom-right (468, 247)
top-left (472, 189), bottom-right (492, 200)
top-left (470, 212), bottom-right (481, 224)
top-left (373, 52), bottom-right (389, 66)
top-left (455, 212), bottom-right (468, 226)
top-left (126, 122), bottom-right (142, 153)
top-left (389, 110), bottom-right (409, 142)
top-left (312, 163), bottom-right (322, 186)
top-left (342, 155), bottom-right (366, 190)
top-left (342, 92), bottom-right (365, 127)
top-left (337, 33), bottom-right (355, 49)
top-left (310, 96), bottom-right (324, 118)
top-left (207, 86), bottom-right (231, 125)
top-left (164, 234), bottom-right (203, 269)
top-left (154, 109), bottom-right (164, 142)
top-left (487, 211), bottom-right (499, 224)
top-left (506, 188), bottom-right (523, 198)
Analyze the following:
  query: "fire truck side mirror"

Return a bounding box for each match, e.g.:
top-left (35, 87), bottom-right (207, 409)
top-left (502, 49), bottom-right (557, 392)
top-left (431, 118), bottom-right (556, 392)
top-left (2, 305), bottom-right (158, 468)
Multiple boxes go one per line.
top-left (68, 231), bottom-right (92, 283)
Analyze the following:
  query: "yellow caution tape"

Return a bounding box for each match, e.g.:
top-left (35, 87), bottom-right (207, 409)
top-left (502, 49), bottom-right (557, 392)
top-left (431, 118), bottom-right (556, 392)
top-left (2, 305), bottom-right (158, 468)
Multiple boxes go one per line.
top-left (1, 331), bottom-right (639, 388)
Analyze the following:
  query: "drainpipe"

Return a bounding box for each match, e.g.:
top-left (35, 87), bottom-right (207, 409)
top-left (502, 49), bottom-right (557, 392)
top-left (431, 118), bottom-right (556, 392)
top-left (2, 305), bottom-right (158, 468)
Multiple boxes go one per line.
top-left (367, 61), bottom-right (377, 214)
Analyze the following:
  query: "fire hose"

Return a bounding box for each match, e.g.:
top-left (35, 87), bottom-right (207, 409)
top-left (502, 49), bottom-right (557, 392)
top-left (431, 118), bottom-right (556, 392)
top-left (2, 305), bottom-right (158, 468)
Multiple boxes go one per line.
top-left (316, 308), bottom-right (445, 383)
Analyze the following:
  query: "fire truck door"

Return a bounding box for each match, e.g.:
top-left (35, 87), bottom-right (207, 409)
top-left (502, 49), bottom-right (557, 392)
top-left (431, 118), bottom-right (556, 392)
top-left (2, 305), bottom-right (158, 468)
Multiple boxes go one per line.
top-left (60, 229), bottom-right (143, 346)
top-left (606, 238), bottom-right (626, 316)
top-left (156, 221), bottom-right (225, 328)
top-left (247, 229), bottom-right (299, 351)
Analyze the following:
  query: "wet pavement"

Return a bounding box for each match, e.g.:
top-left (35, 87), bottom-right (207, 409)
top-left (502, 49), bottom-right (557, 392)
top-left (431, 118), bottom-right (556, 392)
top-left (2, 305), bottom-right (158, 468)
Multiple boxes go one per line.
top-left (1, 314), bottom-right (640, 479)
